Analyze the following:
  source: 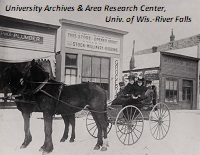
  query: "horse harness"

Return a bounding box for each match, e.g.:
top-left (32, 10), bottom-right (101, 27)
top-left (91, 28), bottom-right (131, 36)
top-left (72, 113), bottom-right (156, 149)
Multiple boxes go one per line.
top-left (25, 79), bottom-right (107, 114)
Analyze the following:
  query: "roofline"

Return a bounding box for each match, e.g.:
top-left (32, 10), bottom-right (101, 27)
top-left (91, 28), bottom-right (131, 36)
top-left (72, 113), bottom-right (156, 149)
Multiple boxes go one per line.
top-left (123, 67), bottom-right (160, 73)
top-left (59, 19), bottom-right (128, 35)
top-left (0, 15), bottom-right (60, 29)
top-left (161, 51), bottom-right (200, 61)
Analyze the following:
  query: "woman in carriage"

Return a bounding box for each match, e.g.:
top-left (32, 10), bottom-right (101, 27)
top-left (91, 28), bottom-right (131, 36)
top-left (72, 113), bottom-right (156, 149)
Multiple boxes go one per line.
top-left (112, 75), bottom-right (157, 109)
top-left (112, 74), bottom-right (138, 107)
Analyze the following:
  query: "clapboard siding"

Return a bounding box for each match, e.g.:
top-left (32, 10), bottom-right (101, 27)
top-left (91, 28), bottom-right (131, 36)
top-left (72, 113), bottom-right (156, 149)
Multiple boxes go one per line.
top-left (0, 26), bottom-right (55, 52)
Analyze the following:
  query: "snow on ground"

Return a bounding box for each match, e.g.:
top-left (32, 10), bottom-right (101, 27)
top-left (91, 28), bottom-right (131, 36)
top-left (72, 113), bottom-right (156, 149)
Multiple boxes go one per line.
top-left (1, 109), bottom-right (200, 155)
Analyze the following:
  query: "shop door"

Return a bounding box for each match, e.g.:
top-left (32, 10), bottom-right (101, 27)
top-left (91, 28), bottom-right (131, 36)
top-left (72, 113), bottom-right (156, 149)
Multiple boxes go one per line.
top-left (182, 80), bottom-right (193, 109)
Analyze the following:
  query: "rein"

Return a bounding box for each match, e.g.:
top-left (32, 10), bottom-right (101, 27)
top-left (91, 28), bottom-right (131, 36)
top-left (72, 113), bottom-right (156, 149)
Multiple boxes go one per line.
top-left (39, 89), bottom-right (107, 114)
top-left (26, 78), bottom-right (107, 113)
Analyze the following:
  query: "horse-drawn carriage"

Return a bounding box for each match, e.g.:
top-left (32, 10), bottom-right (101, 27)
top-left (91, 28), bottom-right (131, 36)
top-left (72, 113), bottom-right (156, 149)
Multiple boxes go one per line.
top-left (0, 60), bottom-right (170, 153)
top-left (86, 81), bottom-right (171, 145)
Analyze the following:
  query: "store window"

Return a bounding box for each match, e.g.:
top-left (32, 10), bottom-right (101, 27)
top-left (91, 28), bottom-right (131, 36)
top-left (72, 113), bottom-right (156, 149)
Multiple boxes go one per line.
top-left (182, 80), bottom-right (193, 102)
top-left (165, 77), bottom-right (178, 103)
top-left (82, 55), bottom-right (110, 97)
top-left (65, 54), bottom-right (77, 85)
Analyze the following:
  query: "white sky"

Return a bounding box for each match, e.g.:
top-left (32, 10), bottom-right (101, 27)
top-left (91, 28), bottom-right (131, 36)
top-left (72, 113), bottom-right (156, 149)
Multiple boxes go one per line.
top-left (0, 0), bottom-right (200, 70)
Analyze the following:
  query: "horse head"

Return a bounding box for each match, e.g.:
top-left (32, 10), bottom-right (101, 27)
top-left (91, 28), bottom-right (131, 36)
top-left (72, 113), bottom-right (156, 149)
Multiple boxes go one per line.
top-left (30, 59), bottom-right (49, 81)
top-left (23, 59), bottom-right (50, 91)
top-left (0, 65), bottom-right (23, 94)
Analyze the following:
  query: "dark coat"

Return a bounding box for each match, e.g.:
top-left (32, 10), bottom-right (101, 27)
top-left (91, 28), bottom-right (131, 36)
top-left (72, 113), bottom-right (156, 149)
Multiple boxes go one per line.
top-left (123, 83), bottom-right (137, 96)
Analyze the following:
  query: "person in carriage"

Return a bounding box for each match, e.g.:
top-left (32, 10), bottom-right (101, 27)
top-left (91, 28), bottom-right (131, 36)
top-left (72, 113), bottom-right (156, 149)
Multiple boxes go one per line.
top-left (111, 74), bottom-right (136, 106)
top-left (140, 79), bottom-right (157, 110)
top-left (112, 75), bottom-right (157, 110)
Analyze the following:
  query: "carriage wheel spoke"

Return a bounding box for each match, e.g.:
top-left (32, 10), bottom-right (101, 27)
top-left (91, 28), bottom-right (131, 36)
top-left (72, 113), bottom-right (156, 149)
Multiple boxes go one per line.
top-left (153, 124), bottom-right (159, 138)
top-left (151, 122), bottom-right (159, 130)
top-left (162, 122), bottom-right (169, 128)
top-left (153, 110), bottom-right (159, 119)
top-left (161, 109), bottom-right (168, 118)
top-left (150, 115), bottom-right (158, 121)
top-left (160, 123), bottom-right (166, 138)
top-left (87, 122), bottom-right (96, 126)
top-left (92, 126), bottom-right (98, 136)
top-left (123, 128), bottom-right (129, 143)
top-left (132, 128), bottom-right (139, 139)
top-left (130, 131), bottom-right (134, 144)
top-left (88, 123), bottom-right (97, 131)
top-left (162, 113), bottom-right (170, 120)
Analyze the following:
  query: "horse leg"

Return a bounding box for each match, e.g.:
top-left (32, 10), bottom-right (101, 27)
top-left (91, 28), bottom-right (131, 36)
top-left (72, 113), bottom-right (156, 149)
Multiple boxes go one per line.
top-left (39, 112), bottom-right (53, 154)
top-left (91, 112), bottom-right (103, 150)
top-left (20, 111), bottom-right (32, 149)
top-left (99, 113), bottom-right (108, 151)
top-left (69, 114), bottom-right (75, 142)
top-left (60, 114), bottom-right (70, 142)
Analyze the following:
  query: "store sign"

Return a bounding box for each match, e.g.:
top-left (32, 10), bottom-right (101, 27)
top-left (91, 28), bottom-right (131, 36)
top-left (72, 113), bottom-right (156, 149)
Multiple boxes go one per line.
top-left (0, 30), bottom-right (43, 44)
top-left (113, 58), bottom-right (120, 99)
top-left (144, 70), bottom-right (159, 80)
top-left (65, 30), bottom-right (120, 54)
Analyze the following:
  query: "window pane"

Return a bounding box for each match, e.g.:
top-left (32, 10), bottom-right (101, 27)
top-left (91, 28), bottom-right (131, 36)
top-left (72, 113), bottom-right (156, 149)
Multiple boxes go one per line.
top-left (92, 57), bottom-right (100, 77)
top-left (0, 93), bottom-right (4, 102)
top-left (169, 81), bottom-right (174, 90)
top-left (65, 54), bottom-right (77, 66)
top-left (82, 56), bottom-right (91, 77)
top-left (101, 58), bottom-right (109, 78)
top-left (166, 80), bottom-right (169, 89)
top-left (7, 93), bottom-right (14, 102)
top-left (66, 68), bottom-right (70, 74)
top-left (65, 75), bottom-right (70, 85)
top-left (71, 75), bottom-right (76, 85)
top-left (71, 69), bottom-right (77, 75)
top-left (174, 81), bottom-right (177, 90)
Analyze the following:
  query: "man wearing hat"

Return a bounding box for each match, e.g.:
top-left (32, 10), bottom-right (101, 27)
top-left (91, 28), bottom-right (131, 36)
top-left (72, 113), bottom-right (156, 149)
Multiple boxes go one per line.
top-left (140, 79), bottom-right (155, 106)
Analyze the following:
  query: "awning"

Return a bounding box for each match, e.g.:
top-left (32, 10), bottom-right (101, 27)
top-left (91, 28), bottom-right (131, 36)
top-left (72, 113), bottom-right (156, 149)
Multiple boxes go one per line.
top-left (0, 46), bottom-right (56, 77)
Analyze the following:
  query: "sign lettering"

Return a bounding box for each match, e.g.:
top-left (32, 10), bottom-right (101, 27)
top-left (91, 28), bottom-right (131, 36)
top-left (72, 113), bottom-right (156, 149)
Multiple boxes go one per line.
top-left (66, 30), bottom-right (120, 54)
top-left (0, 30), bottom-right (43, 44)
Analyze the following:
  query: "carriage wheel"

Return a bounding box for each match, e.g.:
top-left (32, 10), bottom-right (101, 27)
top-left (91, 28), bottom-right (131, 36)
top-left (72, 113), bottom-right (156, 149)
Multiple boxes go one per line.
top-left (115, 105), bottom-right (144, 145)
top-left (149, 102), bottom-right (170, 140)
top-left (86, 111), bottom-right (112, 138)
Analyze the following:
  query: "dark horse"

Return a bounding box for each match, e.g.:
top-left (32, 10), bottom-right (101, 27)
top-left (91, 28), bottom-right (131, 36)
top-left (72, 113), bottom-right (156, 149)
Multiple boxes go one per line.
top-left (23, 60), bottom-right (108, 154)
top-left (0, 64), bottom-right (77, 151)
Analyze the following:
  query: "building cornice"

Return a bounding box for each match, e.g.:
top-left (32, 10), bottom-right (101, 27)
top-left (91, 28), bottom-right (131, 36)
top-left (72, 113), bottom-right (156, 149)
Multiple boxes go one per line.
top-left (135, 34), bottom-right (200, 55)
top-left (59, 19), bottom-right (128, 35)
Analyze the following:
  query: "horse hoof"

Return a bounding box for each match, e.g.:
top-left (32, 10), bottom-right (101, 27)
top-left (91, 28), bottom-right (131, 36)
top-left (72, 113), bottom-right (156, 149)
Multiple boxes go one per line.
top-left (20, 145), bottom-right (27, 149)
top-left (60, 138), bottom-right (66, 142)
top-left (93, 145), bottom-right (100, 150)
top-left (101, 146), bottom-right (107, 151)
top-left (69, 139), bottom-right (74, 142)
top-left (39, 148), bottom-right (44, 152)
top-left (42, 151), bottom-right (50, 155)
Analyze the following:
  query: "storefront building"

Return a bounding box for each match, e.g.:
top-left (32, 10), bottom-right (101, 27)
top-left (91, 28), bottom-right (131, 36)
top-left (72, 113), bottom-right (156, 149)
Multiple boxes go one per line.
top-left (0, 15), bottom-right (59, 108)
top-left (56, 19), bottom-right (128, 100)
top-left (124, 33), bottom-right (200, 110)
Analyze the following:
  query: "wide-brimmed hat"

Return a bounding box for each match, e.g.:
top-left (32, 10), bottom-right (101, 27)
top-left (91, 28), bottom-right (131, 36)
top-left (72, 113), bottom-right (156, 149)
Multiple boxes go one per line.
top-left (138, 77), bottom-right (144, 82)
top-left (128, 74), bottom-right (135, 80)
top-left (119, 82), bottom-right (125, 86)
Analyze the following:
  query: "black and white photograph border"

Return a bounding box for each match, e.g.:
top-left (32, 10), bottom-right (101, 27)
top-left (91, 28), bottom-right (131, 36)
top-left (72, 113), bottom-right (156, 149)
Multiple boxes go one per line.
top-left (0, 0), bottom-right (200, 155)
